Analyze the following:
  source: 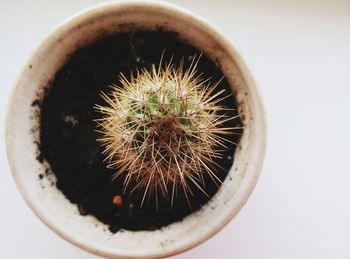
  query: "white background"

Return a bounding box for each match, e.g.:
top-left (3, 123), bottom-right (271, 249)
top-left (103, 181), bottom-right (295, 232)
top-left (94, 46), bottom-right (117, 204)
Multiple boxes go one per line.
top-left (1, 0), bottom-right (350, 258)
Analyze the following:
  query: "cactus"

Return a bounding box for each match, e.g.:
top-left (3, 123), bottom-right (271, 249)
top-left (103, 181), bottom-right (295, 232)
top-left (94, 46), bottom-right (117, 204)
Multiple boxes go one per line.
top-left (95, 58), bottom-right (240, 205)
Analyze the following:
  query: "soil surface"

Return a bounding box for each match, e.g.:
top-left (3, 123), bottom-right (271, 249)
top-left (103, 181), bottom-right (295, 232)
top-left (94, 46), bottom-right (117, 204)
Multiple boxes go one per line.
top-left (39, 30), bottom-right (242, 232)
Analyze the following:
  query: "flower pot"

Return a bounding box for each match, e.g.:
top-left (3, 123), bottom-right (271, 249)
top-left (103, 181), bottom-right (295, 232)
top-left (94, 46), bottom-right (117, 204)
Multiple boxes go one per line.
top-left (6, 1), bottom-right (266, 258)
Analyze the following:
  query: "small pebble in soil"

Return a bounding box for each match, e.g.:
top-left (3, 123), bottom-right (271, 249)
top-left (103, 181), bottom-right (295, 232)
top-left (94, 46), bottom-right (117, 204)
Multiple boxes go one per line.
top-left (63, 114), bottom-right (78, 127)
top-left (112, 195), bottom-right (123, 206)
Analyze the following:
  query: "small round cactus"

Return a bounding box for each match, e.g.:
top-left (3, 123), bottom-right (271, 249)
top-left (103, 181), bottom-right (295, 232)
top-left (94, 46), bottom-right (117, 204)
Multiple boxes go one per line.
top-left (95, 58), bottom-right (240, 205)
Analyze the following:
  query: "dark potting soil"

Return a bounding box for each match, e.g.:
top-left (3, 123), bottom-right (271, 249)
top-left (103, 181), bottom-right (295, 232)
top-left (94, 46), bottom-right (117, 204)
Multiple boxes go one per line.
top-left (39, 30), bottom-right (242, 232)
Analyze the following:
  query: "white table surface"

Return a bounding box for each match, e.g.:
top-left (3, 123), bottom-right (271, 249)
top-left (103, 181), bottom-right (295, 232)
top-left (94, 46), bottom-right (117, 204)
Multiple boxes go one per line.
top-left (1, 0), bottom-right (350, 258)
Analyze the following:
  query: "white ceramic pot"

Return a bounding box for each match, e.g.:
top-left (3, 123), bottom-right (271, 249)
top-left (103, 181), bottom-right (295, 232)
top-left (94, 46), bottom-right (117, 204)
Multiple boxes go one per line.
top-left (6, 1), bottom-right (266, 258)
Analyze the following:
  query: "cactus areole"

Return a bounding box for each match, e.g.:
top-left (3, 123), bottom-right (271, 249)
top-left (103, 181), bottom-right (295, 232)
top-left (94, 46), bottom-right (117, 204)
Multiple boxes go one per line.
top-left (39, 31), bottom-right (242, 232)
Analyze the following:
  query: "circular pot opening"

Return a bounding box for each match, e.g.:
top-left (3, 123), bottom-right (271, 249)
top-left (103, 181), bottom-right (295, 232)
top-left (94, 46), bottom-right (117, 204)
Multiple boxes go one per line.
top-left (6, 2), bottom-right (266, 258)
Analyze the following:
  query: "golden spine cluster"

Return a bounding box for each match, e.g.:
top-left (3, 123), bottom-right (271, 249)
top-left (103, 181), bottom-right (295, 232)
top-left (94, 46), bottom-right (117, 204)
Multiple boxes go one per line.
top-left (95, 59), bottom-right (241, 206)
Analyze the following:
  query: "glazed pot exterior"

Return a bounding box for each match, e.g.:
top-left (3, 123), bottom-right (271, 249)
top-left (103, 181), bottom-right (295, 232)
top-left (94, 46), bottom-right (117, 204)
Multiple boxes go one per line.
top-left (5, 1), bottom-right (266, 258)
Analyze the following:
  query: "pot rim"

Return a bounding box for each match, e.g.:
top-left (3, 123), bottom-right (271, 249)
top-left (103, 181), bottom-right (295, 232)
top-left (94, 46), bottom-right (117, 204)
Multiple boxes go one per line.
top-left (5, 1), bottom-right (267, 258)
